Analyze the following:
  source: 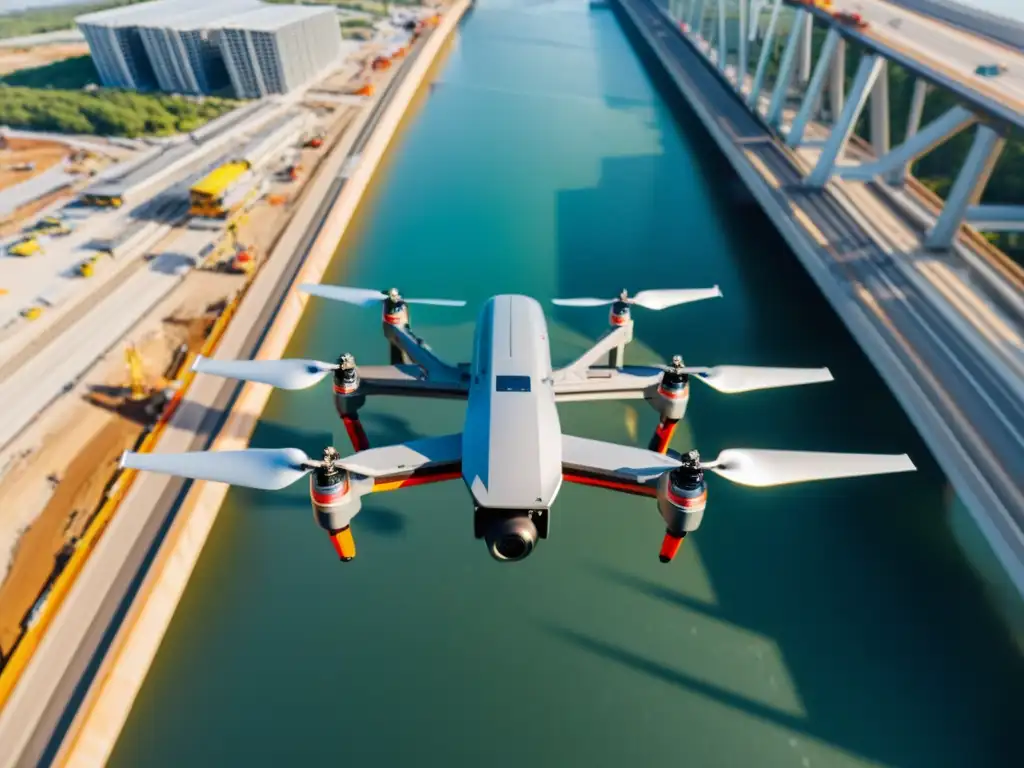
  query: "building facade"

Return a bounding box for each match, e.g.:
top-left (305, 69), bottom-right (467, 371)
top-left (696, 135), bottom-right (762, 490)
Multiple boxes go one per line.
top-left (217, 6), bottom-right (344, 99)
top-left (76, 0), bottom-right (343, 98)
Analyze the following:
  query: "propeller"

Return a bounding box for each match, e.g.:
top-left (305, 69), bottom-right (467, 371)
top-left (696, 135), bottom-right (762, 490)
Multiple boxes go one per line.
top-left (552, 287), bottom-right (722, 310)
top-left (656, 356), bottom-right (834, 393)
top-left (299, 284), bottom-right (466, 308)
top-left (119, 442), bottom-right (413, 491)
top-left (192, 355), bottom-right (341, 390)
top-left (696, 448), bottom-right (916, 487)
top-left (120, 447), bottom-right (318, 490)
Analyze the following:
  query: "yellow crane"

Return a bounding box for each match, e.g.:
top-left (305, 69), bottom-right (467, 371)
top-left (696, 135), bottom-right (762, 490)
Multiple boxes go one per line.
top-left (125, 344), bottom-right (147, 401)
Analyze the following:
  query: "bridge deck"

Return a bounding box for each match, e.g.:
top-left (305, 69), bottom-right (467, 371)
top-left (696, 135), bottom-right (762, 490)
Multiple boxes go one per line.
top-left (617, 0), bottom-right (1024, 593)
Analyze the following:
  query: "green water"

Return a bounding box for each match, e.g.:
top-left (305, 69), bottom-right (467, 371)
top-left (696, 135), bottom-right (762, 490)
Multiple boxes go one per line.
top-left (110, 2), bottom-right (1024, 766)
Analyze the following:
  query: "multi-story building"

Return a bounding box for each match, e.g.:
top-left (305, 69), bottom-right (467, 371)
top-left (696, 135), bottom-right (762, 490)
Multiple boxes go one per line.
top-left (217, 5), bottom-right (343, 99)
top-left (75, 0), bottom-right (343, 98)
top-left (136, 0), bottom-right (259, 94)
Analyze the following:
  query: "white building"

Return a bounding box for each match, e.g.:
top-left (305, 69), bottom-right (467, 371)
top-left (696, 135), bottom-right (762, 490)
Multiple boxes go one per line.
top-left (76, 0), bottom-right (343, 98)
top-left (136, 0), bottom-right (260, 95)
top-left (217, 5), bottom-right (344, 99)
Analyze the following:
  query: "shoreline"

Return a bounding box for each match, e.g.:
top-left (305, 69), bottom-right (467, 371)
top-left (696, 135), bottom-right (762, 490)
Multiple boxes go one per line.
top-left (54, 3), bottom-right (472, 765)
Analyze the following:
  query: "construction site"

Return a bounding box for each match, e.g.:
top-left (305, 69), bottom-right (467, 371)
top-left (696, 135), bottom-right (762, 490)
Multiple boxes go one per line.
top-left (0, 6), bottom-right (436, 664)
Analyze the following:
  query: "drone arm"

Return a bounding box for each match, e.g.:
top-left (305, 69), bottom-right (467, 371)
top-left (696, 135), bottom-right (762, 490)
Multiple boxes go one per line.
top-left (559, 435), bottom-right (680, 497)
top-left (551, 325), bottom-right (634, 384)
top-left (357, 365), bottom-right (469, 399)
top-left (336, 433), bottom-right (464, 493)
top-left (553, 366), bottom-right (662, 402)
top-left (383, 324), bottom-right (466, 384)
top-left (371, 461), bottom-right (463, 492)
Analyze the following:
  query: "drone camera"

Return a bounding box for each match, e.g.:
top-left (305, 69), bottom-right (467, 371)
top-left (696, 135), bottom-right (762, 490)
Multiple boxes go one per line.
top-left (474, 507), bottom-right (549, 562)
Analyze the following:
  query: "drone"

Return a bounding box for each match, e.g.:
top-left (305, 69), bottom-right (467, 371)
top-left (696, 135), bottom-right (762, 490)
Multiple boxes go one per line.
top-left (122, 284), bottom-right (916, 564)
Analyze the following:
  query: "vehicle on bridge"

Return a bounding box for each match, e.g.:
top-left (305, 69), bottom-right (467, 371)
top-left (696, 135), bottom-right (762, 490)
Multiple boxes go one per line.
top-left (787, 0), bottom-right (833, 10)
top-left (834, 11), bottom-right (868, 29)
top-left (975, 63), bottom-right (1008, 77)
top-left (123, 287), bottom-right (916, 566)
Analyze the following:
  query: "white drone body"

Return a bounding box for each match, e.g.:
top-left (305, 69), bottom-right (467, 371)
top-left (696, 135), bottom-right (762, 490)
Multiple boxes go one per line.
top-left (123, 285), bottom-right (915, 564)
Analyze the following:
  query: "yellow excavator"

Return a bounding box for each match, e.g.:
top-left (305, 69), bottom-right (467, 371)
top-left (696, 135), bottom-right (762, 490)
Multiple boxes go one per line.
top-left (125, 345), bottom-right (147, 401)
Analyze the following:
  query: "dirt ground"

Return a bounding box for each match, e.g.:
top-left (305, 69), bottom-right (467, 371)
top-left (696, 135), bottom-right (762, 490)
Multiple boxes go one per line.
top-left (0, 96), bottom-right (357, 655)
top-left (0, 43), bottom-right (90, 77)
top-left (0, 137), bottom-right (70, 192)
top-left (0, 136), bottom-right (115, 237)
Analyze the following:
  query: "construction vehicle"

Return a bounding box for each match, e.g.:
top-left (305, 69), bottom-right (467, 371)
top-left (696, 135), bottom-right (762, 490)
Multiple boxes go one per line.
top-left (8, 236), bottom-right (42, 257)
top-left (228, 244), bottom-right (256, 275)
top-left (189, 160), bottom-right (255, 219)
top-left (28, 216), bottom-right (72, 237)
top-left (125, 345), bottom-right (147, 401)
top-left (81, 193), bottom-right (123, 208)
top-left (77, 254), bottom-right (101, 277)
top-left (22, 306), bottom-right (43, 321)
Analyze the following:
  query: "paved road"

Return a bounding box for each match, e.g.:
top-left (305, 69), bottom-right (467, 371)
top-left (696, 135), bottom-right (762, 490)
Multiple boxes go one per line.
top-left (807, 0), bottom-right (1024, 128)
top-left (0, 34), bottom-right (429, 768)
top-left (621, 0), bottom-right (1024, 572)
top-left (886, 0), bottom-right (1024, 51)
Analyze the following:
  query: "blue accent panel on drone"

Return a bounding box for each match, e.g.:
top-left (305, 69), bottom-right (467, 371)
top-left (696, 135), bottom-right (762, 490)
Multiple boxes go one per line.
top-left (495, 375), bottom-right (531, 393)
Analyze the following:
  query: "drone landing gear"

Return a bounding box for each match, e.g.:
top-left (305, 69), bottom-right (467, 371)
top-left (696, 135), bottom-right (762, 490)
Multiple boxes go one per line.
top-left (333, 353), bottom-right (370, 451)
top-left (341, 414), bottom-right (370, 451)
top-left (648, 417), bottom-right (680, 454)
top-left (659, 531), bottom-right (686, 563)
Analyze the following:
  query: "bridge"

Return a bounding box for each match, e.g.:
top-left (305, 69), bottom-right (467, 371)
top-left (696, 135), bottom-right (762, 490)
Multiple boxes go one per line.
top-left (613, 0), bottom-right (1024, 596)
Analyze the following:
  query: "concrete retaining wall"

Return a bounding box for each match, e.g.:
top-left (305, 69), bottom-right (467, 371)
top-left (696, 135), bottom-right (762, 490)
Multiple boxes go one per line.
top-left (55, 4), bottom-right (472, 765)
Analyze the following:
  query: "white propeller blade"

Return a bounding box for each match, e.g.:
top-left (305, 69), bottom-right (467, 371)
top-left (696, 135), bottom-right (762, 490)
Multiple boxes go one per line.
top-left (630, 287), bottom-right (722, 310)
top-left (682, 365), bottom-right (834, 394)
top-left (192, 356), bottom-right (337, 390)
top-left (703, 449), bottom-right (916, 488)
top-left (298, 284), bottom-right (465, 307)
top-left (552, 287), bottom-right (722, 310)
top-left (551, 297), bottom-right (615, 307)
top-left (120, 448), bottom-right (315, 490)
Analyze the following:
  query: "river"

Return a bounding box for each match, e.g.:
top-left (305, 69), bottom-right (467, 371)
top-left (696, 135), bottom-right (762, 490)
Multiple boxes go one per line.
top-left (109, 2), bottom-right (1024, 766)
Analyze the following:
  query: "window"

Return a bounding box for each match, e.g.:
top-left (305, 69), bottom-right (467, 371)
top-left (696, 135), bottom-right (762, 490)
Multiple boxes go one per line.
top-left (495, 376), bottom-right (531, 393)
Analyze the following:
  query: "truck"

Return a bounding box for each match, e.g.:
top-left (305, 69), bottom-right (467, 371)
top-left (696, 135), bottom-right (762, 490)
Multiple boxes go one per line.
top-left (189, 161), bottom-right (254, 220)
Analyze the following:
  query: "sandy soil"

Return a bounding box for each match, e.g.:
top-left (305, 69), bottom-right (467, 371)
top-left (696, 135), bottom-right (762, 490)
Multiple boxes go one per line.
top-left (0, 137), bottom-right (70, 192)
top-left (0, 43), bottom-right (91, 77)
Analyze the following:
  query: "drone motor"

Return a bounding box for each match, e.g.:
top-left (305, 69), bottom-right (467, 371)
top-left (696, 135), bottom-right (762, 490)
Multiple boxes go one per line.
top-left (310, 447), bottom-right (363, 561)
top-left (655, 449), bottom-right (708, 563)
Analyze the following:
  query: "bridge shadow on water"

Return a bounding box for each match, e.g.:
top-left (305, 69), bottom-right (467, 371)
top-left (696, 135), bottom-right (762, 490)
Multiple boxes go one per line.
top-left (545, 5), bottom-right (1024, 767)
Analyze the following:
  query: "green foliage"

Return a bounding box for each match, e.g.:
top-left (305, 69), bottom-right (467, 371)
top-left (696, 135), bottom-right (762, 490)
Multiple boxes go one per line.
top-left (0, 55), bottom-right (99, 90)
top-left (0, 1), bottom-right (140, 40)
top-left (0, 85), bottom-right (240, 137)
